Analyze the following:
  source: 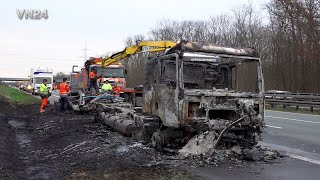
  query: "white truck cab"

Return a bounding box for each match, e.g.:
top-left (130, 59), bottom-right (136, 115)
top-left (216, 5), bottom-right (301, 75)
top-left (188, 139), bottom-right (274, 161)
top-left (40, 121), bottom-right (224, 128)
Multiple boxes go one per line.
top-left (30, 68), bottom-right (53, 95)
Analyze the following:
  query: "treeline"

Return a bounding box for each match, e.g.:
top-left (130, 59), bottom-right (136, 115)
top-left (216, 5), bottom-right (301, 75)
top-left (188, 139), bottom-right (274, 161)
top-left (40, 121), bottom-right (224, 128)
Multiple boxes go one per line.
top-left (122, 0), bottom-right (320, 93)
top-left (54, 72), bottom-right (70, 81)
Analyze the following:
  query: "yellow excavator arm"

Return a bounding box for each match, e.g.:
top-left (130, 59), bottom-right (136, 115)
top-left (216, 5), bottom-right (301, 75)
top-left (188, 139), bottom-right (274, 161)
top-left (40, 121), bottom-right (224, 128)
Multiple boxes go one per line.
top-left (102, 41), bottom-right (177, 67)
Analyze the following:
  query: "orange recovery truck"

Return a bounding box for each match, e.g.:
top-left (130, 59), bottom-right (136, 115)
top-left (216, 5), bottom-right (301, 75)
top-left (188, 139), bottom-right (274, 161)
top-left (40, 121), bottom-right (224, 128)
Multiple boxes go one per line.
top-left (70, 57), bottom-right (134, 99)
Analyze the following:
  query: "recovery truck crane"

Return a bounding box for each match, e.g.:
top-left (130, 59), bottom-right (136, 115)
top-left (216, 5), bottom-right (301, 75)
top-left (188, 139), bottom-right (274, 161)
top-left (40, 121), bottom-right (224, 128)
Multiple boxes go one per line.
top-left (70, 41), bottom-right (177, 100)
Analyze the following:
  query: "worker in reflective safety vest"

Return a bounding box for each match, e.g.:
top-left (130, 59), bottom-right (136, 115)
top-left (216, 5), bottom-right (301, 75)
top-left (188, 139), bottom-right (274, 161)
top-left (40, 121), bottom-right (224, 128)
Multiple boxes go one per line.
top-left (39, 79), bottom-right (49, 113)
top-left (113, 83), bottom-right (121, 96)
top-left (59, 77), bottom-right (70, 112)
top-left (101, 80), bottom-right (112, 93)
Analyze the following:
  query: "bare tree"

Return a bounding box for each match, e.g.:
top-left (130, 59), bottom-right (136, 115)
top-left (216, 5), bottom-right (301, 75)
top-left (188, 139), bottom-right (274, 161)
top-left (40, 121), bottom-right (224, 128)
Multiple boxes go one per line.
top-left (120, 0), bottom-right (320, 93)
top-left (266, 0), bottom-right (320, 92)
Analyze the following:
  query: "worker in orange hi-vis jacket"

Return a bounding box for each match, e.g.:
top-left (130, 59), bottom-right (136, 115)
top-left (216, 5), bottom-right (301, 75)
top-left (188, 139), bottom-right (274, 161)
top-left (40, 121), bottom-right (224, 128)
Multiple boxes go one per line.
top-left (113, 83), bottom-right (121, 96)
top-left (89, 68), bottom-right (100, 94)
top-left (59, 77), bottom-right (70, 112)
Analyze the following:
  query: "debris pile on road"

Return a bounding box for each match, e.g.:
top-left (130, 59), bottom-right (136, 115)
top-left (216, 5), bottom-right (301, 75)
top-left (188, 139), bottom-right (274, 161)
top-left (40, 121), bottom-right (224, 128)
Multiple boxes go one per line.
top-left (178, 130), bottom-right (285, 166)
top-left (179, 131), bottom-right (217, 156)
top-left (181, 144), bottom-right (285, 167)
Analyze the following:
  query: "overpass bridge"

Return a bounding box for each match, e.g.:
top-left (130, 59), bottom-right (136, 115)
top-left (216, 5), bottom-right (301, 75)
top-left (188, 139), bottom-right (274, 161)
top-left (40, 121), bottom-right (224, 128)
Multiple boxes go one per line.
top-left (0, 77), bottom-right (29, 82)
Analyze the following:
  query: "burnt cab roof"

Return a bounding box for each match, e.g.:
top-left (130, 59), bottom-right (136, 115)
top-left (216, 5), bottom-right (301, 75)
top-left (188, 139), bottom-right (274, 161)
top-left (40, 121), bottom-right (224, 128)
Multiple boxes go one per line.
top-left (167, 41), bottom-right (259, 58)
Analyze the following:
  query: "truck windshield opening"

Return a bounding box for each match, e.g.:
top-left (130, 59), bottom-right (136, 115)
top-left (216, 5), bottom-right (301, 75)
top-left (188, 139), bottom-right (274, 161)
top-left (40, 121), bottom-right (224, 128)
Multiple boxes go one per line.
top-left (97, 68), bottom-right (124, 78)
top-left (35, 77), bottom-right (52, 84)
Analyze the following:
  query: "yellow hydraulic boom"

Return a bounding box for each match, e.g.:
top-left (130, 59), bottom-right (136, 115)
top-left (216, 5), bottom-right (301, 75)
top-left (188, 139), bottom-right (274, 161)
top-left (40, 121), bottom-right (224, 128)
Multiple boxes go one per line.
top-left (102, 41), bottom-right (177, 67)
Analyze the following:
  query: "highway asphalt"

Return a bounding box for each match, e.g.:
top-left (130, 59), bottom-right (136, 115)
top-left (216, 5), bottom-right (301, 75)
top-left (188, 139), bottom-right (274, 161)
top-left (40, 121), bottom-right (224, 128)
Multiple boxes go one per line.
top-left (192, 157), bottom-right (320, 180)
top-left (263, 111), bottom-right (320, 162)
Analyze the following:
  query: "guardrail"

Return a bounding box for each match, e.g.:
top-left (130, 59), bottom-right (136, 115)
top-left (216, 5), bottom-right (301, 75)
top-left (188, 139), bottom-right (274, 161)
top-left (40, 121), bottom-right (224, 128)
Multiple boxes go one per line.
top-left (265, 92), bottom-right (320, 112)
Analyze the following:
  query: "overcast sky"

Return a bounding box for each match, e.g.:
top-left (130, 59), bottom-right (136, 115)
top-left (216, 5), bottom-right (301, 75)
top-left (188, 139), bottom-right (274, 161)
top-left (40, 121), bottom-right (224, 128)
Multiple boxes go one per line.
top-left (0, 0), bottom-right (269, 78)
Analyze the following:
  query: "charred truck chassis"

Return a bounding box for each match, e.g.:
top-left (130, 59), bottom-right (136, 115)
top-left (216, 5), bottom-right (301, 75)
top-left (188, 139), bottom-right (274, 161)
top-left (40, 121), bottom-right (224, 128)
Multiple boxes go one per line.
top-left (94, 42), bottom-right (265, 150)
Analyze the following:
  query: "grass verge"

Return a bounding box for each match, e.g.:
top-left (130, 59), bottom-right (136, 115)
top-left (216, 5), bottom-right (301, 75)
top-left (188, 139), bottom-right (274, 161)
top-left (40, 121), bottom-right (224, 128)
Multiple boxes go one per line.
top-left (0, 84), bottom-right (40, 105)
top-left (266, 104), bottom-right (320, 115)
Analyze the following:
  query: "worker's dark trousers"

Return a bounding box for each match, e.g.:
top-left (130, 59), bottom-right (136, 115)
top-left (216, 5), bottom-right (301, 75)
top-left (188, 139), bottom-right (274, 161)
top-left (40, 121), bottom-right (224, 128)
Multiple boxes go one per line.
top-left (89, 82), bottom-right (98, 94)
top-left (60, 96), bottom-right (68, 112)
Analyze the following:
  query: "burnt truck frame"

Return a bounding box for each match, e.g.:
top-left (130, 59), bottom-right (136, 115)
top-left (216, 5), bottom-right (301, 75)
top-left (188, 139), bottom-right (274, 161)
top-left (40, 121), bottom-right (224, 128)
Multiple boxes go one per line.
top-left (95, 42), bottom-right (265, 150)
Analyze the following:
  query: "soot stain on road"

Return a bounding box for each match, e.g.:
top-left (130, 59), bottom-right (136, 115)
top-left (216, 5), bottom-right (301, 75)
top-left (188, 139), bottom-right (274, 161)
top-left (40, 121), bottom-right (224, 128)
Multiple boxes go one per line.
top-left (0, 97), bottom-right (286, 180)
top-left (0, 98), bottom-right (196, 179)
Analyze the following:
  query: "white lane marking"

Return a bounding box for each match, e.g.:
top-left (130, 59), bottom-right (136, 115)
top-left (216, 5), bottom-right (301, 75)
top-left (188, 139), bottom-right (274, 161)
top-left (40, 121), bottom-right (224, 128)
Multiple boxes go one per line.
top-left (289, 154), bottom-right (320, 165)
top-left (266, 110), bottom-right (320, 117)
top-left (266, 116), bottom-right (320, 124)
top-left (265, 125), bottom-right (283, 129)
top-left (259, 141), bottom-right (320, 166)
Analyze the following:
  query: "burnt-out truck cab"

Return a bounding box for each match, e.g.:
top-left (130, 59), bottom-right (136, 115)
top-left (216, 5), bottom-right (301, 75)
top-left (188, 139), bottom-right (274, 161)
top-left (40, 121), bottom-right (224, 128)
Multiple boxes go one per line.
top-left (138, 41), bottom-right (265, 149)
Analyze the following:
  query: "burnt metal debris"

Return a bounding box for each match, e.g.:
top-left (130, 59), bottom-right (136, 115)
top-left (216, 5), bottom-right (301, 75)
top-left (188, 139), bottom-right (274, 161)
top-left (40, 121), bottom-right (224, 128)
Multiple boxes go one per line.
top-left (68, 41), bottom-right (265, 157)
